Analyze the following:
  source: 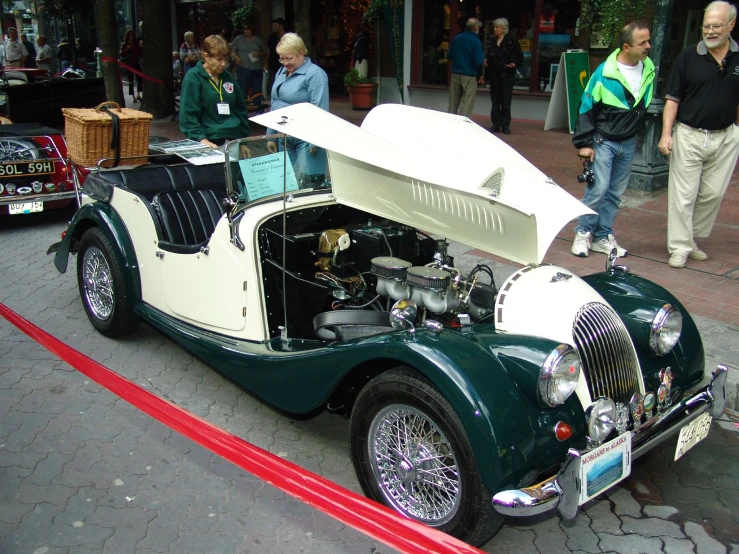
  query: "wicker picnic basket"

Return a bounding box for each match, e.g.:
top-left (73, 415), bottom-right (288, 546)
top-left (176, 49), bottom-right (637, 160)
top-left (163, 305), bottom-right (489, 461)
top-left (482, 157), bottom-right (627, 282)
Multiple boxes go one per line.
top-left (63, 102), bottom-right (153, 167)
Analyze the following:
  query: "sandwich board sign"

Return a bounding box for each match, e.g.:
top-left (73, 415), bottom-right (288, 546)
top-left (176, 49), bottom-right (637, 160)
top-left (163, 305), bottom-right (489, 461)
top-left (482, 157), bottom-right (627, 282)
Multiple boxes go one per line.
top-left (544, 51), bottom-right (590, 133)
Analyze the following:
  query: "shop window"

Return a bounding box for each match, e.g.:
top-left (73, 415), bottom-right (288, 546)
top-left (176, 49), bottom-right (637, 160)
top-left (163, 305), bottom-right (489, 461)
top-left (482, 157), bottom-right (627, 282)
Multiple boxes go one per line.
top-left (419, 0), bottom-right (451, 85)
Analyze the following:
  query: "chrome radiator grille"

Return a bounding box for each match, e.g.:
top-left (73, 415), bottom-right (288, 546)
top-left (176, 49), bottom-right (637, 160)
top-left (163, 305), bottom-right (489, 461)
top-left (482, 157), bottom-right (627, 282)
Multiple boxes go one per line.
top-left (572, 302), bottom-right (642, 405)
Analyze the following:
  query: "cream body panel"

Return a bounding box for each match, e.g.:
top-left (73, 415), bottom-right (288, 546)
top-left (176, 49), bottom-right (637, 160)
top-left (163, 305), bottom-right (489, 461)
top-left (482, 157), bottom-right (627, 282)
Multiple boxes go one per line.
top-left (106, 189), bottom-right (169, 311)
top-left (158, 219), bottom-right (248, 332)
top-left (251, 103), bottom-right (594, 265)
top-left (495, 265), bottom-right (643, 408)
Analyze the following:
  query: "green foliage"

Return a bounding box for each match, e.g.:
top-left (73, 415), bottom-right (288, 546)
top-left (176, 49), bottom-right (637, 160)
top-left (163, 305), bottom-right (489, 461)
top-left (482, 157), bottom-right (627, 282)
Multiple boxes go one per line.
top-left (593, 0), bottom-right (626, 48)
top-left (364, 0), bottom-right (386, 25)
top-left (344, 67), bottom-right (373, 87)
top-left (230, 7), bottom-right (255, 29)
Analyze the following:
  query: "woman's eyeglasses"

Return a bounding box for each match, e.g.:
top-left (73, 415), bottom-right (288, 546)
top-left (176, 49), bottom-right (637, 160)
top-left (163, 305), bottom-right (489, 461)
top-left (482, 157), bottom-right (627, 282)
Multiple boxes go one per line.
top-left (279, 56), bottom-right (296, 64)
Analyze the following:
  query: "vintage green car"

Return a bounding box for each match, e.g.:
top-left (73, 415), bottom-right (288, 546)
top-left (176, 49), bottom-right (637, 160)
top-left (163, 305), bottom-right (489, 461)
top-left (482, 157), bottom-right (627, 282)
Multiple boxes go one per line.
top-left (51, 103), bottom-right (727, 546)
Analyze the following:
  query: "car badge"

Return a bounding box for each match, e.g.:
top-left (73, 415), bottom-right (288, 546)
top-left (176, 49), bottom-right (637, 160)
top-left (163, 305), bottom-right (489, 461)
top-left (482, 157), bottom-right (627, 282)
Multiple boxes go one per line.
top-left (614, 402), bottom-right (629, 434)
top-left (5, 183), bottom-right (15, 195)
top-left (32, 181), bottom-right (43, 193)
top-left (629, 392), bottom-right (644, 429)
top-left (643, 391), bottom-right (656, 420)
top-left (0, 183), bottom-right (4, 194)
top-left (45, 182), bottom-right (56, 192)
top-left (18, 186), bottom-right (32, 195)
top-left (57, 181), bottom-right (67, 191)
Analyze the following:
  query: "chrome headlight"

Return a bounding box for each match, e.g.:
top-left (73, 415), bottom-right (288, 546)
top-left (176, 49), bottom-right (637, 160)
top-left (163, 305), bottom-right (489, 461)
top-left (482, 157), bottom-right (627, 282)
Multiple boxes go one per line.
top-left (586, 398), bottom-right (616, 443)
top-left (649, 304), bottom-right (682, 355)
top-left (538, 345), bottom-right (581, 407)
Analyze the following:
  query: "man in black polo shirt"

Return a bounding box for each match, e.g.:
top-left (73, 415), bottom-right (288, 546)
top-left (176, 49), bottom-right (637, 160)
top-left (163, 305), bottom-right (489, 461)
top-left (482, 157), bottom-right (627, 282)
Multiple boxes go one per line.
top-left (658, 0), bottom-right (739, 268)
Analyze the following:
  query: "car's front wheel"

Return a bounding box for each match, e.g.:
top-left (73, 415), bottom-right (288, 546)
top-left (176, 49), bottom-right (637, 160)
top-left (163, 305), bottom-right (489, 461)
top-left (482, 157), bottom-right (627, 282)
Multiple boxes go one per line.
top-left (350, 368), bottom-right (502, 546)
top-left (77, 227), bottom-right (139, 337)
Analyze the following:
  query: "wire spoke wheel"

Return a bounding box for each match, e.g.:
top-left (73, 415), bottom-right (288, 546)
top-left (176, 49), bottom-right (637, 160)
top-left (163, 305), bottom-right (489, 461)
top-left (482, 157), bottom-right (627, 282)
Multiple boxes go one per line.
top-left (82, 245), bottom-right (114, 320)
top-left (368, 403), bottom-right (461, 525)
top-left (0, 138), bottom-right (39, 162)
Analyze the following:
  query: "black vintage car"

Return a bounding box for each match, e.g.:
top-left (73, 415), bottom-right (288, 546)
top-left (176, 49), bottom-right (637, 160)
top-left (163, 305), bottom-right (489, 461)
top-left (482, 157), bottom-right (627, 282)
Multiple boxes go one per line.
top-left (0, 68), bottom-right (106, 124)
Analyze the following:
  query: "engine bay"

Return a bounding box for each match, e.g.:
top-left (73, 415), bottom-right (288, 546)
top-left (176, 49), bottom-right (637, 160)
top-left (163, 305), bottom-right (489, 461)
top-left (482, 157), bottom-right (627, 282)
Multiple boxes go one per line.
top-left (259, 204), bottom-right (497, 340)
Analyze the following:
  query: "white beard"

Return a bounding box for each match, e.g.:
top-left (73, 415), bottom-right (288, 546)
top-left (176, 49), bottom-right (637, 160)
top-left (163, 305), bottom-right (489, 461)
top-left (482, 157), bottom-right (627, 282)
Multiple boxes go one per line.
top-left (703, 34), bottom-right (728, 49)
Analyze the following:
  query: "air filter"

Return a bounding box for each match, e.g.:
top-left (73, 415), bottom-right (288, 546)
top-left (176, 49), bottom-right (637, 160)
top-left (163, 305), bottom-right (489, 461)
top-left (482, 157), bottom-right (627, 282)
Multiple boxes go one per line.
top-left (371, 257), bottom-right (413, 281)
top-left (407, 266), bottom-right (451, 291)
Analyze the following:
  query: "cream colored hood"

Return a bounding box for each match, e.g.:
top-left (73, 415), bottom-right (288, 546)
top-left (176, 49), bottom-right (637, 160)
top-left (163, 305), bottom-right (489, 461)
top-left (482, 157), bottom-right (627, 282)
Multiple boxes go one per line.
top-left (250, 103), bottom-right (593, 265)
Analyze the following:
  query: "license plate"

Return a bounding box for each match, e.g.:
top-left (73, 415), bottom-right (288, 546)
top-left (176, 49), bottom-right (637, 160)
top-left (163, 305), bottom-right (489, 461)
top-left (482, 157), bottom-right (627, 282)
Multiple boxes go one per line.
top-left (0, 160), bottom-right (54, 177)
top-left (8, 201), bottom-right (43, 214)
top-left (674, 412), bottom-right (712, 461)
top-left (579, 432), bottom-right (631, 504)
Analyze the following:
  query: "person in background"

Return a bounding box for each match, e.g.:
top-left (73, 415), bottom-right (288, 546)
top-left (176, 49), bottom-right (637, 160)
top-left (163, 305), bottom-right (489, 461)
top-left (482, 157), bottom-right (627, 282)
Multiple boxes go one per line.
top-left (658, 0), bottom-right (739, 268)
top-left (172, 51), bottom-right (183, 81)
top-left (137, 21), bottom-right (144, 72)
top-left (265, 18), bottom-right (287, 100)
top-left (120, 29), bottom-right (143, 103)
top-left (35, 35), bottom-right (54, 73)
top-left (180, 31), bottom-right (202, 76)
top-left (57, 37), bottom-right (72, 72)
top-left (20, 33), bottom-right (36, 68)
top-left (179, 35), bottom-right (250, 150)
top-left (211, 27), bottom-right (226, 38)
top-left (353, 27), bottom-right (370, 79)
top-left (485, 18), bottom-right (523, 134)
top-left (266, 33), bottom-right (329, 185)
top-left (446, 18), bottom-right (484, 117)
top-left (231, 23), bottom-right (266, 106)
top-left (4, 28), bottom-right (28, 68)
top-left (571, 21), bottom-right (655, 258)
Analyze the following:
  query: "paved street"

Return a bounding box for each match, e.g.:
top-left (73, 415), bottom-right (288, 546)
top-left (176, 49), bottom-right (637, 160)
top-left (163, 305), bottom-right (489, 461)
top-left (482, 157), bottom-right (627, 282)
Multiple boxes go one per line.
top-left (1, 100), bottom-right (738, 553)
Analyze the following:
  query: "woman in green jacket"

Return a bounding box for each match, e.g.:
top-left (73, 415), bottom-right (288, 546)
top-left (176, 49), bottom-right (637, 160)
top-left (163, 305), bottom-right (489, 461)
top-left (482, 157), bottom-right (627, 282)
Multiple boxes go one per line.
top-left (179, 35), bottom-right (250, 150)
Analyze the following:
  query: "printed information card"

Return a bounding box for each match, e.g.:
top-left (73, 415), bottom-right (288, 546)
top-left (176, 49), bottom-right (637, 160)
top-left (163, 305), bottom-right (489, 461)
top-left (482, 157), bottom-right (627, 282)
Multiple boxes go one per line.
top-left (238, 152), bottom-right (299, 201)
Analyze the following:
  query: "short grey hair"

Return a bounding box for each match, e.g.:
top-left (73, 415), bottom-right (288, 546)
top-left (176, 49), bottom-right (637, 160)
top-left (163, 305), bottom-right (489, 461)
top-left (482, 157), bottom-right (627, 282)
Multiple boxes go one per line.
top-left (705, 1), bottom-right (737, 21)
top-left (493, 18), bottom-right (510, 34)
top-left (466, 18), bottom-right (481, 32)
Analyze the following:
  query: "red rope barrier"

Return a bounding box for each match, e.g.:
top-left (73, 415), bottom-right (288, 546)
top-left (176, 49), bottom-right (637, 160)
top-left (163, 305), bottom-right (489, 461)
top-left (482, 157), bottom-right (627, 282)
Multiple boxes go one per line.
top-left (0, 302), bottom-right (483, 554)
top-left (101, 55), bottom-right (165, 86)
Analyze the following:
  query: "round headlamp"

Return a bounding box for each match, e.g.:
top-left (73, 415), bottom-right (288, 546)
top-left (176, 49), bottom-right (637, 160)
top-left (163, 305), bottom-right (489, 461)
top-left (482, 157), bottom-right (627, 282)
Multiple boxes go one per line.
top-left (538, 345), bottom-right (582, 407)
top-left (586, 398), bottom-right (616, 443)
top-left (649, 304), bottom-right (682, 355)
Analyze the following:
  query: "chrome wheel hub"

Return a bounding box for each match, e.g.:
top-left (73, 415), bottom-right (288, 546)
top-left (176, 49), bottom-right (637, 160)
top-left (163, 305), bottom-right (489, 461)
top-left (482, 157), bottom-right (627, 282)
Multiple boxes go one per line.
top-left (368, 404), bottom-right (461, 525)
top-left (82, 246), bottom-right (114, 320)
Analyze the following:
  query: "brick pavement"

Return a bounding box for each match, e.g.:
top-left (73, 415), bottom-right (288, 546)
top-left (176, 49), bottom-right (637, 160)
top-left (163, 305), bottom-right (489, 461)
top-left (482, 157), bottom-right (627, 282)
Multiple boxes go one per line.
top-left (1, 96), bottom-right (737, 553)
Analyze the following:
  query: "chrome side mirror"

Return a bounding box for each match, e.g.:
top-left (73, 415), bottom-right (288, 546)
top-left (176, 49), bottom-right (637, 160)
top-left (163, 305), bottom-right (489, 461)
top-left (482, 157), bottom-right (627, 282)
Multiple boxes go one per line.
top-left (390, 299), bottom-right (418, 334)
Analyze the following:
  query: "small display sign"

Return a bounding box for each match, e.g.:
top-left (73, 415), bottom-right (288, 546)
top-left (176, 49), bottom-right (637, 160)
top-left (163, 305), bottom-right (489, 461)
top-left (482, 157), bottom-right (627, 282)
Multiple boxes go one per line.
top-left (579, 432), bottom-right (631, 504)
top-left (239, 152), bottom-right (299, 202)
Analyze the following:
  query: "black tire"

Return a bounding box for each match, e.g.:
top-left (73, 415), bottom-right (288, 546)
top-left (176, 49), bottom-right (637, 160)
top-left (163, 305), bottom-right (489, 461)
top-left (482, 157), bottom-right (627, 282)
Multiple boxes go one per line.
top-left (76, 227), bottom-right (139, 337)
top-left (350, 368), bottom-right (503, 546)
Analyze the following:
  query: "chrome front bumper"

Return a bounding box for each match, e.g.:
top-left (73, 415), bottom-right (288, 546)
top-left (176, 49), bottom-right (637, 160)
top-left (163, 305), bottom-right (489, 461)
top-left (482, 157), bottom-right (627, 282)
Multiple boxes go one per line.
top-left (492, 365), bottom-right (728, 519)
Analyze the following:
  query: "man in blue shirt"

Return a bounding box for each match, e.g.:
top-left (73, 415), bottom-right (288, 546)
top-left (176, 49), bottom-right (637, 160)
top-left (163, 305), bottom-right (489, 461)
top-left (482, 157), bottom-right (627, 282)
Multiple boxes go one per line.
top-left (447, 18), bottom-right (484, 116)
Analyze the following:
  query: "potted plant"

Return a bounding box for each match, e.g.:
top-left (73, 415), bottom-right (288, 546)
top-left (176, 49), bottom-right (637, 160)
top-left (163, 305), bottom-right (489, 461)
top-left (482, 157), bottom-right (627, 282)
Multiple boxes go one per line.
top-left (344, 67), bottom-right (375, 110)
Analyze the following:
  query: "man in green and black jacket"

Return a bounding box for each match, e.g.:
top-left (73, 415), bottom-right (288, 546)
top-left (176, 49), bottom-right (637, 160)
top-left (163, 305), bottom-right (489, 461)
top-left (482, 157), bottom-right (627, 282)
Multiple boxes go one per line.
top-left (571, 22), bottom-right (655, 258)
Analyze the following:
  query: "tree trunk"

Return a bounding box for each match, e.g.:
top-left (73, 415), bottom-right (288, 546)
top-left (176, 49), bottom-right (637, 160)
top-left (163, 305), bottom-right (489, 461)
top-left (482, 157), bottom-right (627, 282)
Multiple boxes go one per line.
top-left (293, 0), bottom-right (313, 60)
top-left (141, 0), bottom-right (174, 118)
top-left (96, 0), bottom-right (124, 105)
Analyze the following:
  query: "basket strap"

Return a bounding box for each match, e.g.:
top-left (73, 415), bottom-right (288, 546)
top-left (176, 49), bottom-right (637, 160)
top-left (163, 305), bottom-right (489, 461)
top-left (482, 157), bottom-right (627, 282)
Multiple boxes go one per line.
top-left (99, 106), bottom-right (121, 167)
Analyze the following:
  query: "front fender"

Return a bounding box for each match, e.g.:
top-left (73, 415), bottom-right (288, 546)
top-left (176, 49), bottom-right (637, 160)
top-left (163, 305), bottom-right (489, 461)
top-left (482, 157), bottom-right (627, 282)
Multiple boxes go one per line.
top-left (582, 271), bottom-right (704, 393)
top-left (53, 202), bottom-right (141, 301)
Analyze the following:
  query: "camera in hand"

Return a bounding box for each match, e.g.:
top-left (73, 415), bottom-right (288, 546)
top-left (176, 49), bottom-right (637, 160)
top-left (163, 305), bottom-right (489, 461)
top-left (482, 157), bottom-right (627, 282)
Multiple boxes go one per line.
top-left (577, 159), bottom-right (595, 185)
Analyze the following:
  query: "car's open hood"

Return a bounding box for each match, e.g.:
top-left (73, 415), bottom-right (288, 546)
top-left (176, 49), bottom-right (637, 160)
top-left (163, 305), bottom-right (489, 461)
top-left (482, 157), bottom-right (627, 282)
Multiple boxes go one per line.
top-left (251, 103), bottom-right (593, 265)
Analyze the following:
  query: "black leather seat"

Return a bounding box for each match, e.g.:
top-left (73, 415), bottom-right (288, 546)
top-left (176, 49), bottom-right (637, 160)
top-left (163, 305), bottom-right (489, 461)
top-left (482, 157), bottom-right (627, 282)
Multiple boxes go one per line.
top-left (152, 188), bottom-right (226, 253)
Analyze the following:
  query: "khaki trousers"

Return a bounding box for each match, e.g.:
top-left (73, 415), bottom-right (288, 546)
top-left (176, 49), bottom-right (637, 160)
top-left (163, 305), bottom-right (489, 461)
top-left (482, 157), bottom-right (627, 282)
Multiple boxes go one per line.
top-left (667, 122), bottom-right (739, 254)
top-left (448, 73), bottom-right (478, 117)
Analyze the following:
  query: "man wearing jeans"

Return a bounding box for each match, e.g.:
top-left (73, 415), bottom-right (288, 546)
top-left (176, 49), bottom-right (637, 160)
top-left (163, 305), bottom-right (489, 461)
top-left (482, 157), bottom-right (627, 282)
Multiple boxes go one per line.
top-left (571, 21), bottom-right (655, 257)
top-left (447, 18), bottom-right (484, 117)
top-left (658, 1), bottom-right (739, 268)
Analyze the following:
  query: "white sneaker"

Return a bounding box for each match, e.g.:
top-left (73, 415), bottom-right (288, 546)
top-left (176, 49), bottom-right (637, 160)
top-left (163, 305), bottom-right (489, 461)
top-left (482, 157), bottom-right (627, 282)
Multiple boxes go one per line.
top-left (571, 231), bottom-right (591, 257)
top-left (591, 234), bottom-right (627, 257)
